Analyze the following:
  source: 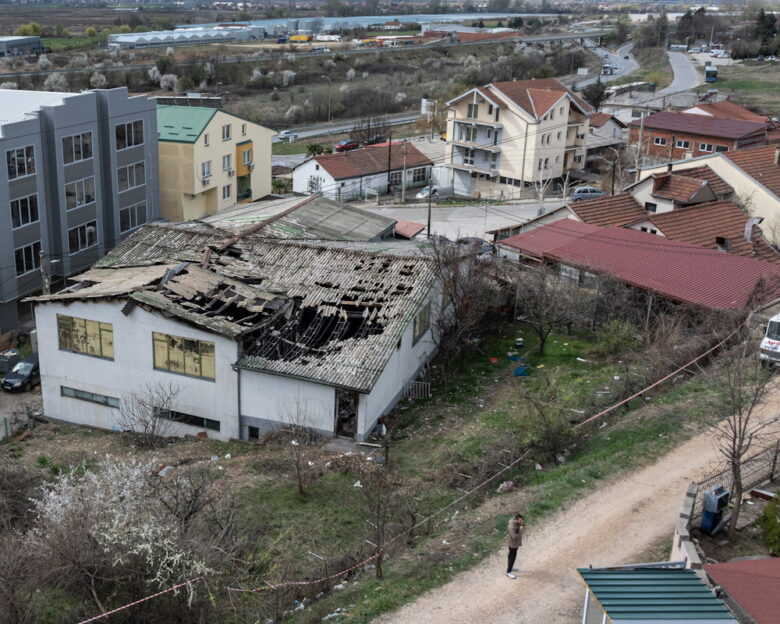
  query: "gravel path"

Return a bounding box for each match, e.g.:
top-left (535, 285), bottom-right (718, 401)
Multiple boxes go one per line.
top-left (374, 388), bottom-right (780, 624)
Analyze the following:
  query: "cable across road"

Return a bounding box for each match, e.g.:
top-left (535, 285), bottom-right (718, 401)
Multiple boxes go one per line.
top-left (74, 319), bottom-right (745, 622)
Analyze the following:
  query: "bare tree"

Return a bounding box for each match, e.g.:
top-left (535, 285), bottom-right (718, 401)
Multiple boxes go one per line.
top-left (513, 263), bottom-right (591, 355)
top-left (703, 336), bottom-right (779, 540)
top-left (359, 466), bottom-right (402, 579)
top-left (278, 393), bottom-right (323, 496)
top-left (351, 115), bottom-right (391, 144)
top-left (519, 372), bottom-right (576, 458)
top-left (120, 381), bottom-right (179, 447)
top-left (533, 176), bottom-right (553, 216)
top-left (430, 238), bottom-right (500, 370)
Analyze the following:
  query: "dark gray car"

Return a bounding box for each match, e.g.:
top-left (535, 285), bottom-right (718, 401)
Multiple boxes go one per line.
top-left (2, 354), bottom-right (40, 392)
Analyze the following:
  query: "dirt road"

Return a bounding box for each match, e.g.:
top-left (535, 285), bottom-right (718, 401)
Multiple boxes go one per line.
top-left (375, 390), bottom-right (780, 624)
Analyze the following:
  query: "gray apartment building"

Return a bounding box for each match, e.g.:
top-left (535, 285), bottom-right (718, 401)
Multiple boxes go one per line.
top-left (0, 36), bottom-right (42, 57)
top-left (0, 87), bottom-right (159, 333)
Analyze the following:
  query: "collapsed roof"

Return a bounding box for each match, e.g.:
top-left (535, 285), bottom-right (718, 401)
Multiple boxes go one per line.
top-left (30, 223), bottom-right (436, 393)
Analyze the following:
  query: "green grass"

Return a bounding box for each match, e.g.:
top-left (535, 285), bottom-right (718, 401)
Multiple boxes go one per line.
top-left (42, 35), bottom-right (104, 51)
top-left (699, 63), bottom-right (780, 112)
top-left (613, 46), bottom-right (673, 90)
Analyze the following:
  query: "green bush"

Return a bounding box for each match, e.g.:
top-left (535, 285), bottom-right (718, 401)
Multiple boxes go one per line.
top-left (758, 494), bottom-right (780, 555)
top-left (594, 320), bottom-right (638, 357)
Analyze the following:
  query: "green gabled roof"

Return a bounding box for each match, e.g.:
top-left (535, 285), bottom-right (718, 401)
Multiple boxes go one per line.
top-left (578, 568), bottom-right (738, 622)
top-left (156, 105), bottom-right (217, 143)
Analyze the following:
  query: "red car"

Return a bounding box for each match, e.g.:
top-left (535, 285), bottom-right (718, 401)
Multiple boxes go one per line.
top-left (334, 138), bottom-right (360, 152)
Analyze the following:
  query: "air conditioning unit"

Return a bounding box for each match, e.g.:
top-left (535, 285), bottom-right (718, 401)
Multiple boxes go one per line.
top-left (201, 176), bottom-right (211, 186)
top-left (247, 163), bottom-right (255, 171)
top-left (227, 169), bottom-right (235, 177)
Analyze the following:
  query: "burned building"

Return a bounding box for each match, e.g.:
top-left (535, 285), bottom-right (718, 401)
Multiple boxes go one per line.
top-left (29, 223), bottom-right (437, 441)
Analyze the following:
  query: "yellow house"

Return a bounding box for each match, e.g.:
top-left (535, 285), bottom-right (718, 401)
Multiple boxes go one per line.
top-left (156, 106), bottom-right (275, 221)
top-left (445, 78), bottom-right (593, 199)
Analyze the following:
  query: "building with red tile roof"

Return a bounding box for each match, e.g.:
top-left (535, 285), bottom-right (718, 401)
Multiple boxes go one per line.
top-left (568, 192), bottom-right (645, 227)
top-left (504, 220), bottom-right (780, 310)
top-left (630, 111), bottom-right (767, 160)
top-left (705, 558), bottom-right (780, 624)
top-left (496, 219), bottom-right (600, 260)
top-left (292, 143), bottom-right (433, 201)
top-left (444, 78), bottom-right (593, 199)
top-left (683, 100), bottom-right (768, 123)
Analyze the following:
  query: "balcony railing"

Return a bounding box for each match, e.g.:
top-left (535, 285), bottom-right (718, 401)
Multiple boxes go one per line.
top-left (447, 139), bottom-right (501, 153)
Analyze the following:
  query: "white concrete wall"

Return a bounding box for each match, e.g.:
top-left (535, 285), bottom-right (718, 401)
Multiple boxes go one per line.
top-left (358, 297), bottom-right (436, 436)
top-left (239, 369), bottom-right (336, 435)
top-left (35, 299), bottom-right (240, 440)
top-left (630, 178), bottom-right (675, 213)
top-left (292, 158), bottom-right (334, 195)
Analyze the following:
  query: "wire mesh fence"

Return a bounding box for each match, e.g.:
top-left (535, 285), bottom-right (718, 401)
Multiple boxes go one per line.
top-left (692, 442), bottom-right (780, 520)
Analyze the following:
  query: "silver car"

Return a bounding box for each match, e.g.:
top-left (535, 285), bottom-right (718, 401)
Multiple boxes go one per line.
top-left (570, 186), bottom-right (606, 202)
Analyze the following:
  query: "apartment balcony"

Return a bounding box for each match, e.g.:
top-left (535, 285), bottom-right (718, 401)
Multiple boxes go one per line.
top-left (450, 116), bottom-right (503, 129)
top-left (447, 139), bottom-right (502, 153)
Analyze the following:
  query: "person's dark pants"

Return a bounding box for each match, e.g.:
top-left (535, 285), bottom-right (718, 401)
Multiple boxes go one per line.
top-left (507, 547), bottom-right (518, 573)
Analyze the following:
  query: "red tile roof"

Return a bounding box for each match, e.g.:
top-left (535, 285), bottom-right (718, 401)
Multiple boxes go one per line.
top-left (640, 200), bottom-right (780, 263)
top-left (705, 558), bottom-right (780, 624)
top-left (589, 112), bottom-right (626, 128)
top-left (393, 219), bottom-right (425, 239)
top-left (630, 111), bottom-right (767, 139)
top-left (724, 144), bottom-right (780, 197)
top-left (487, 78), bottom-right (593, 120)
top-left (568, 192), bottom-right (645, 227)
top-left (507, 222), bottom-right (780, 309)
top-left (498, 219), bottom-right (600, 258)
top-left (651, 173), bottom-right (712, 203)
top-left (313, 143), bottom-right (433, 180)
top-left (685, 100), bottom-right (767, 123)
top-left (675, 165), bottom-right (734, 196)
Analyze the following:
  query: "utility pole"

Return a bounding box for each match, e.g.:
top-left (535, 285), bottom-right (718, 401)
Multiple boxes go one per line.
top-left (427, 183), bottom-right (432, 239)
top-left (401, 140), bottom-right (408, 204)
top-left (39, 249), bottom-right (50, 295)
top-left (636, 109), bottom-right (646, 181)
top-left (611, 159), bottom-right (616, 195)
top-left (386, 131), bottom-right (393, 195)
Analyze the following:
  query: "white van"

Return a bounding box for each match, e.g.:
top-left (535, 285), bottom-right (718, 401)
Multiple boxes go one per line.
top-left (759, 313), bottom-right (780, 365)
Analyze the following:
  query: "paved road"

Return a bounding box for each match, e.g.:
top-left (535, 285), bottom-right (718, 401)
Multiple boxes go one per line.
top-left (276, 112), bottom-right (422, 143)
top-left (658, 50), bottom-right (703, 95)
top-left (574, 41), bottom-right (637, 89)
top-left (375, 388), bottom-right (780, 624)
top-left (362, 200), bottom-right (559, 240)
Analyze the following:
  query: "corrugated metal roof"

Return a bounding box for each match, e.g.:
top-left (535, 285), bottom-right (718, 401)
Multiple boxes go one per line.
top-left (498, 218), bottom-right (600, 258)
top-left (578, 567), bottom-right (737, 622)
top-left (507, 222), bottom-right (780, 310)
top-left (156, 105), bottom-right (217, 143)
top-left (705, 558), bottom-right (780, 624)
top-left (40, 223), bottom-right (435, 393)
top-left (203, 196), bottom-right (396, 241)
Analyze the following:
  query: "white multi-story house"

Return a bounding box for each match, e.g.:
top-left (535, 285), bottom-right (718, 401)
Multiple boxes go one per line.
top-left (29, 224), bottom-right (438, 442)
top-left (444, 78), bottom-right (593, 198)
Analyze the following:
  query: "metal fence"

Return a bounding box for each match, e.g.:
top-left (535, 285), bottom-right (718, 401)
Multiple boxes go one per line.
top-left (691, 442), bottom-right (780, 520)
top-left (404, 380), bottom-right (431, 400)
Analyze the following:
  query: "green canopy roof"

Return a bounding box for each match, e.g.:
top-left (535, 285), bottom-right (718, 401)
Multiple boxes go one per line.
top-left (156, 105), bottom-right (217, 143)
top-left (578, 567), bottom-right (737, 622)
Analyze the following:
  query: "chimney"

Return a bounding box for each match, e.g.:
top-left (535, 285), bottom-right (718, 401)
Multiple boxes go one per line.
top-left (775, 145), bottom-right (780, 166)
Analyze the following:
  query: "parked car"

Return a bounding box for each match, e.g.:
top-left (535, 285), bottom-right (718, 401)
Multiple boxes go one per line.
top-left (0, 349), bottom-right (20, 375)
top-left (611, 63), bottom-right (619, 70)
top-left (2, 354), bottom-right (39, 392)
top-left (363, 134), bottom-right (386, 146)
top-left (415, 185), bottom-right (452, 200)
top-left (334, 138), bottom-right (360, 152)
top-left (277, 130), bottom-right (297, 142)
top-left (623, 54), bottom-right (629, 59)
top-left (570, 186), bottom-right (606, 202)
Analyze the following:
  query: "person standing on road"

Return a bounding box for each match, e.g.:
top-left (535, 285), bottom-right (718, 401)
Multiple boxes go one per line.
top-left (506, 513), bottom-right (525, 579)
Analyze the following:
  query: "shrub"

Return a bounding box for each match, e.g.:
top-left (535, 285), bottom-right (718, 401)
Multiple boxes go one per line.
top-left (85, 27), bottom-right (97, 37)
top-left (89, 72), bottom-right (107, 89)
top-left (159, 73), bottom-right (177, 90)
top-left (758, 494), bottom-right (780, 555)
top-left (43, 72), bottom-right (68, 92)
top-left (594, 320), bottom-right (638, 356)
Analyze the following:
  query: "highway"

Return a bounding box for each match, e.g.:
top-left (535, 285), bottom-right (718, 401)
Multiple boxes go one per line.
top-left (278, 111), bottom-right (422, 142)
top-left (573, 41), bottom-right (637, 88)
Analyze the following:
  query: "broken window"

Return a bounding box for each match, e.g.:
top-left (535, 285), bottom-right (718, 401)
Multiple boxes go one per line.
top-left (152, 332), bottom-right (215, 380)
top-left (57, 314), bottom-right (114, 360)
top-left (413, 302), bottom-right (431, 344)
top-left (335, 389), bottom-right (358, 437)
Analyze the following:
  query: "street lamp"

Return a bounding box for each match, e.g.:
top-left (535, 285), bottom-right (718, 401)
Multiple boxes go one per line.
top-left (320, 75), bottom-right (332, 123)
